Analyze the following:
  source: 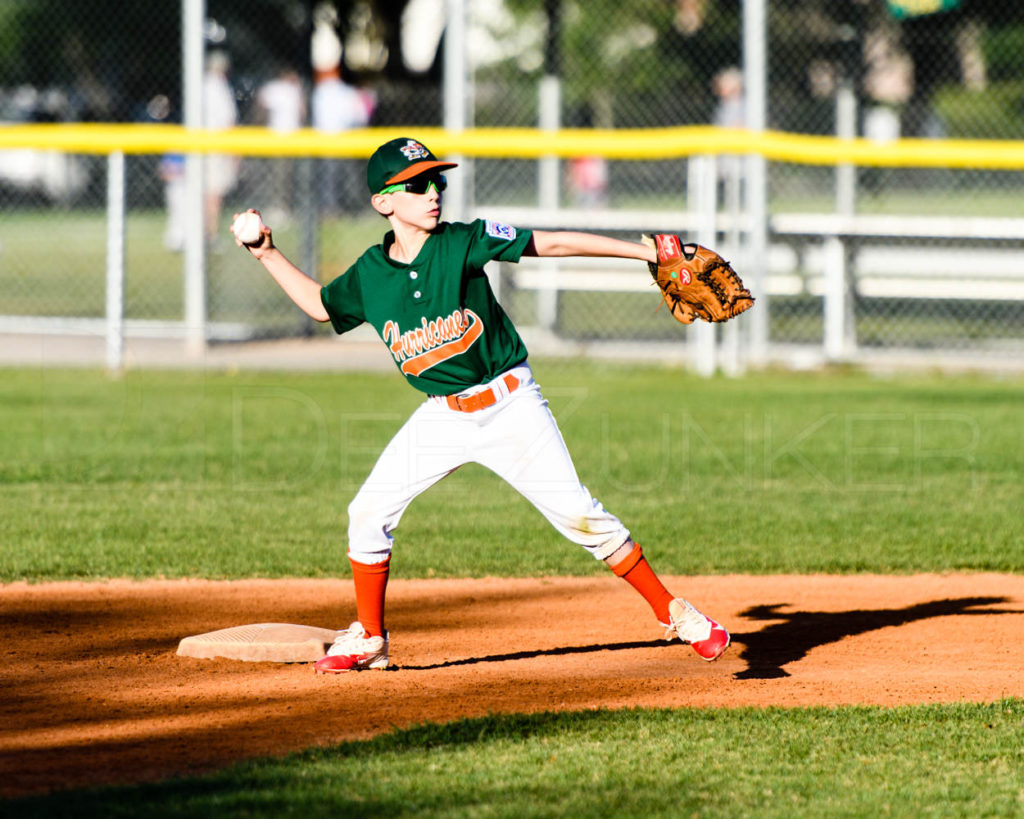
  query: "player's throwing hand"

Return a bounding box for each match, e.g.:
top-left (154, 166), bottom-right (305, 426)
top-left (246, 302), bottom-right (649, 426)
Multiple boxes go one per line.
top-left (230, 209), bottom-right (273, 254)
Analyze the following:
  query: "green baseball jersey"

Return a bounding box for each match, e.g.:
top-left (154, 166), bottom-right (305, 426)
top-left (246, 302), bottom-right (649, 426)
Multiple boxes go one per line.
top-left (320, 219), bottom-right (533, 395)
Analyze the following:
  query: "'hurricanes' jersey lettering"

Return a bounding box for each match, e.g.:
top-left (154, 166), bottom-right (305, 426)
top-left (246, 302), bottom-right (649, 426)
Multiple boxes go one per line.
top-left (383, 308), bottom-right (484, 376)
top-left (320, 219), bottom-right (534, 394)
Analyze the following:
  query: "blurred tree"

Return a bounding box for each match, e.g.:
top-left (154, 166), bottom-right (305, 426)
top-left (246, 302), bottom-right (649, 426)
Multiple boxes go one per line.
top-left (1, 0), bottom-right (1021, 136)
top-left (487, 0), bottom-right (742, 128)
top-left (0, 0), bottom-right (427, 122)
top-left (0, 0), bottom-right (308, 120)
top-left (0, 0), bottom-right (180, 120)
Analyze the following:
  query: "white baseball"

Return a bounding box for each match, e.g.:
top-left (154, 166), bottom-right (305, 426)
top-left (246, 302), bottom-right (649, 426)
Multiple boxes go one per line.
top-left (232, 211), bottom-right (264, 246)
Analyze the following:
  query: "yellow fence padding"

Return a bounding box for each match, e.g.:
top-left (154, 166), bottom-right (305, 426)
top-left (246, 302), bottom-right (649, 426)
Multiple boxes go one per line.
top-left (2, 123), bottom-right (1024, 169)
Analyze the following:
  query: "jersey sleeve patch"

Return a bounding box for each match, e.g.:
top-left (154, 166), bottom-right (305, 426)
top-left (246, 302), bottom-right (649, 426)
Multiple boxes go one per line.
top-left (485, 220), bottom-right (516, 241)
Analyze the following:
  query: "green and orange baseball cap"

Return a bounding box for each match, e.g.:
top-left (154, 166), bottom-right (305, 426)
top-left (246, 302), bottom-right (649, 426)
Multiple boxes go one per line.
top-left (366, 137), bottom-right (458, 194)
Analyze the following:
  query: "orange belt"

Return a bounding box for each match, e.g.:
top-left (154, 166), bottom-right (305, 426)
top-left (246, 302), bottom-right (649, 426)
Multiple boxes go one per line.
top-left (445, 373), bottom-right (520, 413)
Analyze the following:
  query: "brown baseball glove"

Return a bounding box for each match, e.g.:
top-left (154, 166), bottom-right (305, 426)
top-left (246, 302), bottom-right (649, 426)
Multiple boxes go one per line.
top-left (641, 234), bottom-right (754, 324)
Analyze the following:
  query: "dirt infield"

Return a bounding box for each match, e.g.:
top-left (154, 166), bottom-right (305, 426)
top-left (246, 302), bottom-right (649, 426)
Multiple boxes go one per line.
top-left (3, 574), bottom-right (1023, 799)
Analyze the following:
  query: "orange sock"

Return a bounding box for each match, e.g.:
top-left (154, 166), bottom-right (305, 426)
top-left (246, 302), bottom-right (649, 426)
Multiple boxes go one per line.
top-left (350, 556), bottom-right (390, 637)
top-left (610, 542), bottom-right (674, 624)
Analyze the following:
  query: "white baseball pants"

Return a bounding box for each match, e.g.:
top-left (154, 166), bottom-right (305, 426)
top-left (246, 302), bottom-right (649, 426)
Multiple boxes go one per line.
top-left (347, 362), bottom-right (631, 564)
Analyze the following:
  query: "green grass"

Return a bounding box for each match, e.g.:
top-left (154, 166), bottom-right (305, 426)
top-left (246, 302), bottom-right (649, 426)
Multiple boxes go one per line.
top-left (0, 207), bottom-right (382, 324)
top-left (1, 363), bottom-right (1022, 581)
top-left (9, 702), bottom-right (1024, 817)
top-left (933, 80), bottom-right (1024, 140)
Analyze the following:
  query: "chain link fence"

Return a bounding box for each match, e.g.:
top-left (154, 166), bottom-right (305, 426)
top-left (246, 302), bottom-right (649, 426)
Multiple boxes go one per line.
top-left (1, 0), bottom-right (1022, 368)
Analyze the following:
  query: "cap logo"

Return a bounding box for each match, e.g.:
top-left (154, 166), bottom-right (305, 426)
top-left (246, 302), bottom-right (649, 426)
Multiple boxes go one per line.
top-left (400, 140), bottom-right (430, 161)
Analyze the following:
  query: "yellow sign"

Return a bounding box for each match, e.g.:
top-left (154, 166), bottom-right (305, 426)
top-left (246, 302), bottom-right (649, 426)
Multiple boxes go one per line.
top-left (887, 0), bottom-right (961, 19)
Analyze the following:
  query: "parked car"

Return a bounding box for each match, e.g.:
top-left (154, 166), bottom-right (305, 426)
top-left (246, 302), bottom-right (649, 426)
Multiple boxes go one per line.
top-left (0, 86), bottom-right (90, 203)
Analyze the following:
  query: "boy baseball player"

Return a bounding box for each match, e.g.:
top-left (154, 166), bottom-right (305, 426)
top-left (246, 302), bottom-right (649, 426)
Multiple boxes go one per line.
top-left (232, 136), bottom-right (730, 673)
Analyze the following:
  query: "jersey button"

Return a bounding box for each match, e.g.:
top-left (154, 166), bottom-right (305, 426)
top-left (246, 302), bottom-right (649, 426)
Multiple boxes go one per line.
top-left (409, 271), bottom-right (418, 280)
top-left (413, 290), bottom-right (422, 298)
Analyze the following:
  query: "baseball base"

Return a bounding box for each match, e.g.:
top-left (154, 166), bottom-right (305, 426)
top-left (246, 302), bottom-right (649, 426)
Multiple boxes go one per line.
top-left (177, 623), bottom-right (341, 663)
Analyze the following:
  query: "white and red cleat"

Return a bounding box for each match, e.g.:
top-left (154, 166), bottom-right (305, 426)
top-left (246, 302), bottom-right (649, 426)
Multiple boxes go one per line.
top-left (314, 622), bottom-right (389, 674)
top-left (664, 598), bottom-right (731, 661)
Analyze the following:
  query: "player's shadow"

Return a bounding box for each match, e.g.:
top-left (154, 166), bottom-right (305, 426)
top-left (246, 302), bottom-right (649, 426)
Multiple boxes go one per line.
top-left (397, 639), bottom-right (669, 671)
top-left (397, 596), bottom-right (1017, 676)
top-left (731, 596), bottom-right (1015, 680)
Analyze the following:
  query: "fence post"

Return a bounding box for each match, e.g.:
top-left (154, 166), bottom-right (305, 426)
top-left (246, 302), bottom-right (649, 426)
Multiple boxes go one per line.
top-left (182, 0), bottom-right (206, 357)
top-left (825, 76), bottom-right (858, 362)
top-left (743, 0), bottom-right (769, 367)
top-left (823, 235), bottom-right (848, 360)
top-left (105, 151), bottom-right (125, 373)
top-left (534, 0), bottom-right (562, 332)
top-left (443, 0), bottom-right (469, 222)
top-left (536, 74), bottom-right (561, 332)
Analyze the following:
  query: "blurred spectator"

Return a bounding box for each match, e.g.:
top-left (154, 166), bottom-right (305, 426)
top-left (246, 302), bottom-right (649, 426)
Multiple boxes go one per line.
top-left (311, 65), bottom-right (372, 213)
top-left (566, 104), bottom-right (608, 209)
top-left (203, 50), bottom-right (239, 243)
top-left (567, 156), bottom-right (608, 210)
top-left (160, 153), bottom-right (186, 252)
top-left (258, 68), bottom-right (305, 135)
top-left (257, 67), bottom-right (305, 221)
top-left (145, 93), bottom-right (186, 252)
top-left (712, 66), bottom-right (744, 203)
top-left (308, 4), bottom-right (373, 212)
top-left (712, 66), bottom-right (744, 129)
